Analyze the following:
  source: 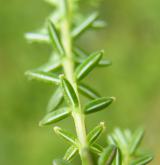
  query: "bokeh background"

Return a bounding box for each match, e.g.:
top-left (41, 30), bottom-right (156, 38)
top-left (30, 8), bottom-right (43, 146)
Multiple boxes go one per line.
top-left (0, 0), bottom-right (160, 164)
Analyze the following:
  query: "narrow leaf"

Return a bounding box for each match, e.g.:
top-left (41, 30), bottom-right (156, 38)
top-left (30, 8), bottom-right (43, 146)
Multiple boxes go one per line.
top-left (113, 128), bottom-right (127, 150)
top-left (98, 59), bottom-right (112, 67)
top-left (48, 20), bottom-right (64, 55)
top-left (115, 148), bottom-right (122, 165)
top-left (72, 12), bottom-right (98, 38)
top-left (78, 83), bottom-right (100, 99)
top-left (53, 159), bottom-right (71, 165)
top-left (75, 51), bottom-right (103, 81)
top-left (39, 108), bottom-right (70, 126)
top-left (129, 128), bottom-right (144, 155)
top-left (47, 87), bottom-right (64, 112)
top-left (130, 155), bottom-right (153, 165)
top-left (98, 145), bottom-right (117, 165)
top-left (25, 70), bottom-right (60, 85)
top-left (92, 20), bottom-right (107, 29)
top-left (60, 75), bottom-right (79, 107)
top-left (74, 47), bottom-right (111, 67)
top-left (25, 32), bottom-right (50, 43)
top-left (63, 145), bottom-right (78, 161)
top-left (84, 97), bottom-right (115, 114)
top-left (87, 122), bottom-right (105, 144)
top-left (54, 127), bottom-right (79, 146)
top-left (90, 143), bottom-right (103, 155)
top-left (39, 61), bottom-right (61, 72)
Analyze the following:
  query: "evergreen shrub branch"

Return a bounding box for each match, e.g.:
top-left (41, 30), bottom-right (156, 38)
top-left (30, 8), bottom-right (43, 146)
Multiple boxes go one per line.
top-left (25, 0), bottom-right (153, 164)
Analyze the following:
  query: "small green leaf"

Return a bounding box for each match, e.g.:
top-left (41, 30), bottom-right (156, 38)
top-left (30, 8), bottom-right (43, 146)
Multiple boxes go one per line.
top-left (60, 75), bottom-right (79, 107)
top-left (39, 108), bottom-right (71, 126)
top-left (75, 51), bottom-right (103, 81)
top-left (25, 70), bottom-right (60, 85)
top-left (113, 128), bottom-right (127, 150)
top-left (53, 159), bottom-right (71, 165)
top-left (91, 20), bottom-right (107, 29)
top-left (129, 128), bottom-right (144, 155)
top-left (90, 143), bottom-right (103, 155)
top-left (48, 20), bottom-right (64, 55)
top-left (25, 32), bottom-right (50, 43)
top-left (124, 129), bottom-right (132, 143)
top-left (54, 127), bottom-right (79, 146)
top-left (115, 148), bottom-right (122, 165)
top-left (38, 61), bottom-right (61, 72)
top-left (47, 87), bottom-right (64, 112)
top-left (78, 83), bottom-right (100, 99)
top-left (98, 145), bottom-right (117, 165)
top-left (87, 122), bottom-right (105, 145)
top-left (72, 12), bottom-right (98, 38)
top-left (130, 155), bottom-right (153, 165)
top-left (84, 97), bottom-right (115, 114)
top-left (63, 145), bottom-right (78, 161)
top-left (74, 47), bottom-right (111, 67)
top-left (98, 59), bottom-right (112, 67)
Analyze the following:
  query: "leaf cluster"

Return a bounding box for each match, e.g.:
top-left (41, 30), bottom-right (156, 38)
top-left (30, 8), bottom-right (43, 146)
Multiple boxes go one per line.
top-left (25, 0), bottom-right (153, 164)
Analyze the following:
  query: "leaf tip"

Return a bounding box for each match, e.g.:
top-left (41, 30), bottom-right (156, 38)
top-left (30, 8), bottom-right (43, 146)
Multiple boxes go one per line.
top-left (110, 96), bottom-right (116, 102)
top-left (54, 126), bottom-right (60, 133)
top-left (100, 122), bottom-right (105, 129)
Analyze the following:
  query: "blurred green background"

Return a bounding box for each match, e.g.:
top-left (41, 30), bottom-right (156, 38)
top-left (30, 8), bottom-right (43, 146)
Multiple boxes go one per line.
top-left (0, 0), bottom-right (160, 164)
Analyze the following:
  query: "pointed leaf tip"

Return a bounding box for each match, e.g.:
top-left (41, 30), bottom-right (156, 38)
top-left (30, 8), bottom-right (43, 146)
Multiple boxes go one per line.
top-left (53, 127), bottom-right (78, 146)
top-left (87, 122), bottom-right (105, 145)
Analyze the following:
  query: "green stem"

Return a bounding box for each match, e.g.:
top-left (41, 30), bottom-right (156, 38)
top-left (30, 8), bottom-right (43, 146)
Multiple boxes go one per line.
top-left (61, 0), bottom-right (92, 165)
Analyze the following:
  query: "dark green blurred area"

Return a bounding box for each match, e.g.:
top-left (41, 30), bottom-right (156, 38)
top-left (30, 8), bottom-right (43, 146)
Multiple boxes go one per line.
top-left (0, 0), bottom-right (160, 164)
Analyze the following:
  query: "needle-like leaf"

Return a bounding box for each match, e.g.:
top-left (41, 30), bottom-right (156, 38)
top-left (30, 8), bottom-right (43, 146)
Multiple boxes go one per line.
top-left (39, 61), bottom-right (61, 72)
top-left (115, 148), bottom-right (122, 165)
top-left (74, 47), bottom-right (111, 67)
top-left (129, 128), bottom-right (144, 155)
top-left (84, 97), bottom-right (115, 114)
top-left (75, 51), bottom-right (103, 81)
top-left (72, 12), bottom-right (98, 38)
top-left (48, 20), bottom-right (64, 55)
top-left (60, 75), bottom-right (79, 107)
top-left (47, 87), bottom-right (64, 112)
top-left (63, 145), bottom-right (78, 161)
top-left (25, 70), bottom-right (60, 85)
top-left (25, 32), bottom-right (49, 43)
top-left (53, 159), bottom-right (72, 165)
top-left (87, 122), bottom-right (105, 145)
top-left (39, 108), bottom-right (71, 126)
top-left (54, 127), bottom-right (79, 146)
top-left (91, 20), bottom-right (107, 29)
top-left (98, 145), bottom-right (117, 165)
top-left (130, 155), bottom-right (153, 165)
top-left (78, 83), bottom-right (100, 99)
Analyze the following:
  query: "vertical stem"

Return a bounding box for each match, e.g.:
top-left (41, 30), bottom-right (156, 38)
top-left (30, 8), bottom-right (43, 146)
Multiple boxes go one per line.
top-left (61, 0), bottom-right (92, 165)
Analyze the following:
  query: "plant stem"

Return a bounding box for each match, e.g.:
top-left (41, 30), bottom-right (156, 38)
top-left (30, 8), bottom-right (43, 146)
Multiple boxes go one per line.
top-left (61, 0), bottom-right (92, 165)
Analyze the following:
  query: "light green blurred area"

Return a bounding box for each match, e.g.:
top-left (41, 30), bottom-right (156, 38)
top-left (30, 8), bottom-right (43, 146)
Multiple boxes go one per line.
top-left (0, 0), bottom-right (160, 164)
